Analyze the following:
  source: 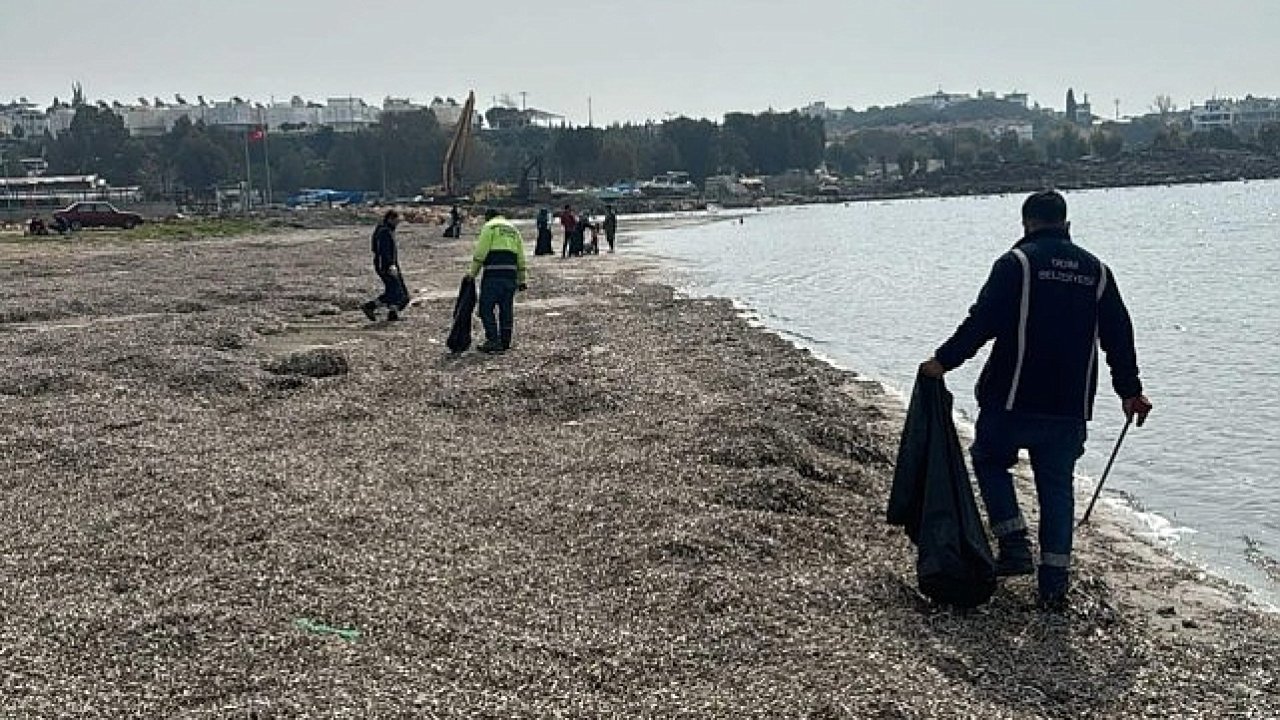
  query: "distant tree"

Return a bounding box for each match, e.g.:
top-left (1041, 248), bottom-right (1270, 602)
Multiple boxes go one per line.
top-left (173, 129), bottom-right (232, 192)
top-left (896, 149), bottom-right (916, 177)
top-left (1190, 126), bottom-right (1242, 150)
top-left (549, 126), bottom-right (606, 183)
top-left (46, 105), bottom-right (142, 182)
top-left (1151, 124), bottom-right (1187, 150)
top-left (1040, 124), bottom-right (1089, 161)
top-left (597, 131), bottom-right (642, 181)
top-left (1089, 129), bottom-right (1125, 159)
top-left (327, 138), bottom-right (369, 189)
top-left (1256, 123), bottom-right (1280, 155)
top-left (375, 108), bottom-right (447, 194)
top-left (823, 139), bottom-right (868, 176)
top-left (661, 117), bottom-right (719, 183)
top-left (997, 130), bottom-right (1021, 160)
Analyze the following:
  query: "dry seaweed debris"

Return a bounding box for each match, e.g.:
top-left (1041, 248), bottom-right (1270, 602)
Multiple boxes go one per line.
top-left (0, 226), bottom-right (1275, 718)
top-left (267, 347), bottom-right (350, 378)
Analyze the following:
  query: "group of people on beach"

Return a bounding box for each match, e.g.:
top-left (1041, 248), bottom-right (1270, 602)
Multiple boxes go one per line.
top-left (535, 204), bottom-right (617, 258)
top-left (361, 189), bottom-right (1155, 612)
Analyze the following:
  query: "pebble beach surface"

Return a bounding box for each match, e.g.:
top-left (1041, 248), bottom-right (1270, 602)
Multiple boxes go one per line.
top-left (0, 220), bottom-right (1275, 718)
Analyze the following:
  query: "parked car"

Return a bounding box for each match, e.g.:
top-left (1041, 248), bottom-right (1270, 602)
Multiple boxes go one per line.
top-left (52, 201), bottom-right (144, 230)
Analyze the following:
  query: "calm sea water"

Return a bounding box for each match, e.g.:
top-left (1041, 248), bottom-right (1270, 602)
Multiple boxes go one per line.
top-left (630, 180), bottom-right (1280, 606)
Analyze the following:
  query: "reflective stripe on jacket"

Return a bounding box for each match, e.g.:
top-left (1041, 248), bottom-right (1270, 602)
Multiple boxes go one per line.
top-left (934, 227), bottom-right (1142, 420)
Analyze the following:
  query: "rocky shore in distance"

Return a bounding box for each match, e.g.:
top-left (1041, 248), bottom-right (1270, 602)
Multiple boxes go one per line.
top-left (845, 147), bottom-right (1280, 202)
top-left (0, 223), bottom-right (1275, 717)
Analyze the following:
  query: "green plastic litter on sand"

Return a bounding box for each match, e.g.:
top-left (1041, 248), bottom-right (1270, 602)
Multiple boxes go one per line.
top-left (294, 618), bottom-right (360, 641)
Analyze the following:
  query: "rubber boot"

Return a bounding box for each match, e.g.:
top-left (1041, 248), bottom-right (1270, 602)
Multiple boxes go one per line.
top-left (995, 531), bottom-right (1035, 577)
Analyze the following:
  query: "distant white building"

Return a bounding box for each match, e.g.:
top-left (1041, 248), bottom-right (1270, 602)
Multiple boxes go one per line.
top-left (264, 97), bottom-right (322, 131)
top-left (8, 91), bottom-right (545, 137)
top-left (321, 97), bottom-right (378, 132)
top-left (801, 101), bottom-right (834, 119)
top-left (905, 89), bottom-right (1031, 112)
top-left (1191, 96), bottom-right (1280, 132)
top-left (1003, 92), bottom-right (1029, 109)
top-left (0, 102), bottom-right (62, 138)
top-left (907, 90), bottom-right (972, 110)
top-left (429, 97), bottom-right (465, 127)
top-left (382, 96), bottom-right (426, 115)
top-left (995, 123), bottom-right (1035, 142)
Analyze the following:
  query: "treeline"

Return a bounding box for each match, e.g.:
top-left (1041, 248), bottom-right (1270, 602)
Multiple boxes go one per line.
top-left (9, 102), bottom-right (1280, 199)
top-left (2, 104), bottom-right (826, 199)
top-left (823, 117), bottom-right (1280, 179)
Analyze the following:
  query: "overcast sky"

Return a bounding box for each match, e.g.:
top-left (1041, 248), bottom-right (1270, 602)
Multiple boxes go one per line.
top-left (3, 0), bottom-right (1277, 124)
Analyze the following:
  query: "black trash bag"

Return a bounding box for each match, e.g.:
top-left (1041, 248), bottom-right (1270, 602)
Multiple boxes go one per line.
top-left (446, 276), bottom-right (477, 353)
top-left (393, 272), bottom-right (410, 311)
top-left (887, 375), bottom-right (997, 608)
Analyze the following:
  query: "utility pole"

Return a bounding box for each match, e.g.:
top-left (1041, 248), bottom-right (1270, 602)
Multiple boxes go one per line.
top-left (1114, 98), bottom-right (1121, 120)
top-left (243, 128), bottom-right (252, 214)
top-left (520, 91), bottom-right (527, 111)
top-left (588, 96), bottom-right (593, 127)
top-left (260, 106), bottom-right (273, 207)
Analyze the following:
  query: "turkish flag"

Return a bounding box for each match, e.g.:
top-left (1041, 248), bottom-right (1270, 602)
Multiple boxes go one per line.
top-left (247, 127), bottom-right (265, 142)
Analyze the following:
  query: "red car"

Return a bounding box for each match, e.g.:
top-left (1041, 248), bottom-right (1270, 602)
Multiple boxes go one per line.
top-left (53, 201), bottom-right (144, 230)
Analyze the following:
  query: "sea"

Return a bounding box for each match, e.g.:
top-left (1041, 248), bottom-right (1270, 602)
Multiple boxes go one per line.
top-left (629, 179), bottom-right (1280, 608)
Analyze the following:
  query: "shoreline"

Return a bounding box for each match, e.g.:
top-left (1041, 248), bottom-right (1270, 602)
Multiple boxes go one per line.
top-left (1, 223), bottom-right (1276, 715)
top-left (620, 208), bottom-right (1280, 615)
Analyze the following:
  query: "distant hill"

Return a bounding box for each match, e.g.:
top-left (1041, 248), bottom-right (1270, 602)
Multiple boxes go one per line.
top-left (828, 99), bottom-right (1040, 134)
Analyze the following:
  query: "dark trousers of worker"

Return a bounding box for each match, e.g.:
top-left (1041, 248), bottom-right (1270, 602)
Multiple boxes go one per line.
top-left (478, 276), bottom-right (517, 348)
top-left (605, 229), bottom-right (616, 252)
top-left (970, 408), bottom-right (1086, 597)
top-left (375, 267), bottom-right (408, 309)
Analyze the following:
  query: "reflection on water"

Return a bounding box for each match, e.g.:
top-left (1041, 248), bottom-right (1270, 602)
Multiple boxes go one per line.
top-left (634, 181), bottom-right (1280, 606)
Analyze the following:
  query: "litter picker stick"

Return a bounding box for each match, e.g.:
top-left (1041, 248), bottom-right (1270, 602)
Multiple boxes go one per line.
top-left (1079, 416), bottom-right (1133, 526)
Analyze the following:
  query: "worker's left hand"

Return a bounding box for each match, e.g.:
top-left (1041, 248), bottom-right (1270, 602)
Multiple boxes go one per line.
top-left (918, 358), bottom-right (945, 379)
top-left (517, 283), bottom-right (528, 292)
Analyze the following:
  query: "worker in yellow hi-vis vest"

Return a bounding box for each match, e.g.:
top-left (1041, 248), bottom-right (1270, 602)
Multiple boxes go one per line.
top-left (467, 208), bottom-right (529, 353)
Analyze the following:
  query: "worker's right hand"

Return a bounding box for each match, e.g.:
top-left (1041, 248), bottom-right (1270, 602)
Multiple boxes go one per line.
top-left (1122, 394), bottom-right (1153, 427)
top-left (517, 283), bottom-right (528, 292)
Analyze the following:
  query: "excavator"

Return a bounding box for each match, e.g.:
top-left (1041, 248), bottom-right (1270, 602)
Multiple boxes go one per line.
top-left (439, 90), bottom-right (477, 200)
top-left (517, 154), bottom-right (548, 203)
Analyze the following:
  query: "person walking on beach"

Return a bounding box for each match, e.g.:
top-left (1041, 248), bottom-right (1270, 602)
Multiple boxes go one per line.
top-left (918, 189), bottom-right (1153, 610)
top-left (467, 208), bottom-right (529, 352)
top-left (361, 209), bottom-right (408, 321)
top-left (603, 205), bottom-right (618, 253)
top-left (557, 204), bottom-right (577, 258)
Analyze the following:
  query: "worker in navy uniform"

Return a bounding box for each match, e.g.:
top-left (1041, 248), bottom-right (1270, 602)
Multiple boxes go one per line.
top-left (361, 210), bottom-right (408, 321)
top-left (920, 189), bottom-right (1153, 610)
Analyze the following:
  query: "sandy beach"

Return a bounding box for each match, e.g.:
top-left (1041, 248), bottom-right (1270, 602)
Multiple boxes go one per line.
top-left (0, 218), bottom-right (1276, 718)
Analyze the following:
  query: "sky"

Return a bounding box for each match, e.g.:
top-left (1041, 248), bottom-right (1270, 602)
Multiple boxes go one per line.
top-left (3, 0), bottom-right (1278, 125)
